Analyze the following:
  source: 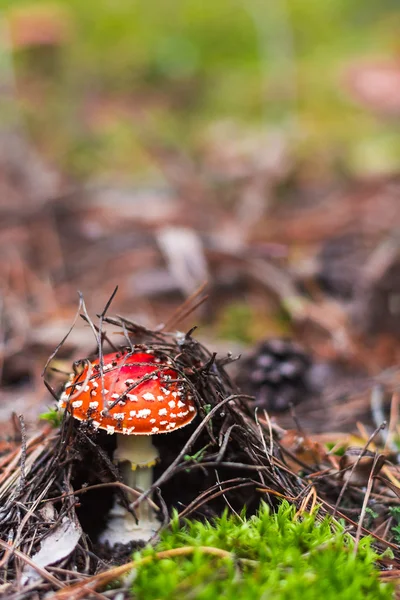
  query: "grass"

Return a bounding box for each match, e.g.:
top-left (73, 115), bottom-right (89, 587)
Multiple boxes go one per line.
top-left (3, 0), bottom-right (400, 178)
top-left (129, 501), bottom-right (393, 599)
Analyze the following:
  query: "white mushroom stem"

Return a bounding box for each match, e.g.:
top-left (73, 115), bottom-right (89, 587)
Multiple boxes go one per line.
top-left (115, 434), bottom-right (159, 470)
top-left (115, 435), bottom-right (159, 522)
top-left (99, 435), bottom-right (159, 545)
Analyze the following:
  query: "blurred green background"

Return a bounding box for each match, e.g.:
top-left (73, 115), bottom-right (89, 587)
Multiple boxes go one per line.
top-left (2, 0), bottom-right (400, 179)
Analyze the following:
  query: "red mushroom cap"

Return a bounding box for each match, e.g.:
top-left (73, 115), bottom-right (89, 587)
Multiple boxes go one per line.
top-left (59, 348), bottom-right (197, 435)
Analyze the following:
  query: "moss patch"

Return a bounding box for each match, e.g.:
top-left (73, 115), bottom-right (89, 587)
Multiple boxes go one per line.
top-left (130, 502), bottom-right (392, 599)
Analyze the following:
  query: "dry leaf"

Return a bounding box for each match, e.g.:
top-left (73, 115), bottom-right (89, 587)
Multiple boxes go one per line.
top-left (22, 515), bottom-right (82, 585)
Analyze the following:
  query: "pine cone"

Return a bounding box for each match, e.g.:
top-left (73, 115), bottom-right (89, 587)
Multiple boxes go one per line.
top-left (235, 339), bottom-right (311, 412)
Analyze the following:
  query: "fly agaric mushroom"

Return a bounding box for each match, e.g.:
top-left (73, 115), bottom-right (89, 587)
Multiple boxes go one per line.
top-left (59, 347), bottom-right (197, 543)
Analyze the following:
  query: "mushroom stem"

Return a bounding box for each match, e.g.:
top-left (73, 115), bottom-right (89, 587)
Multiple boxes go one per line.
top-left (115, 435), bottom-right (159, 525)
top-left (121, 466), bottom-right (152, 521)
top-left (114, 435), bottom-right (158, 525)
top-left (99, 435), bottom-right (159, 544)
top-left (115, 434), bottom-right (159, 470)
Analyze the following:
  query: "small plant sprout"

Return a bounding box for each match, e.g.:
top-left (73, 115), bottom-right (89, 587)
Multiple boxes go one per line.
top-left (59, 348), bottom-right (197, 544)
top-left (39, 406), bottom-right (63, 428)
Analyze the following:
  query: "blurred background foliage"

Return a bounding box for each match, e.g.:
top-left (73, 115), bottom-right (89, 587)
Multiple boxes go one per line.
top-left (2, 0), bottom-right (400, 178)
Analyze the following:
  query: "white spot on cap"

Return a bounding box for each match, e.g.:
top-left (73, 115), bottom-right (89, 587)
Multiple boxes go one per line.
top-left (111, 393), bottom-right (120, 399)
top-left (125, 379), bottom-right (134, 384)
top-left (84, 385), bottom-right (90, 392)
top-left (160, 420), bottom-right (168, 425)
top-left (101, 389), bottom-right (109, 395)
top-left (189, 406), bottom-right (195, 412)
top-left (123, 426), bottom-right (136, 434)
top-left (89, 401), bottom-right (99, 409)
top-left (130, 410), bottom-right (136, 417)
top-left (168, 400), bottom-right (176, 409)
top-left (167, 422), bottom-right (176, 429)
top-left (170, 413), bottom-right (177, 418)
top-left (113, 413), bottom-right (125, 420)
top-left (91, 391), bottom-right (97, 397)
top-left (74, 384), bottom-right (82, 391)
top-left (150, 418), bottom-right (156, 423)
top-left (93, 381), bottom-right (99, 388)
top-left (127, 394), bottom-right (138, 401)
top-left (172, 392), bottom-right (177, 398)
top-left (177, 400), bottom-right (185, 408)
top-left (92, 421), bottom-right (100, 429)
top-left (72, 400), bottom-right (83, 408)
top-left (158, 408), bottom-right (167, 416)
top-left (157, 395), bottom-right (164, 401)
top-left (106, 425), bottom-right (115, 434)
top-left (151, 427), bottom-right (159, 433)
top-left (137, 408), bottom-right (151, 418)
top-left (143, 392), bottom-right (155, 401)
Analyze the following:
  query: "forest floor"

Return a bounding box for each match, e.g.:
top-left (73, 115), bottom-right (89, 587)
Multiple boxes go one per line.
top-left (1, 1), bottom-right (400, 597)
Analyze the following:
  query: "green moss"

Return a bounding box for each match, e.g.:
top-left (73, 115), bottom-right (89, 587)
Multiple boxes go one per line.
top-left (217, 302), bottom-right (255, 344)
top-left (389, 506), bottom-right (400, 546)
top-left (130, 502), bottom-right (392, 599)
